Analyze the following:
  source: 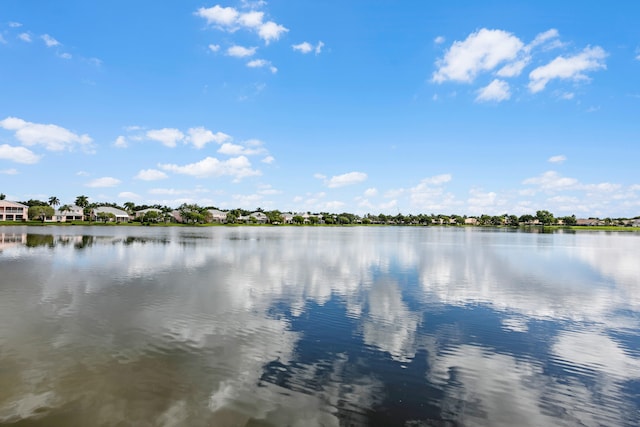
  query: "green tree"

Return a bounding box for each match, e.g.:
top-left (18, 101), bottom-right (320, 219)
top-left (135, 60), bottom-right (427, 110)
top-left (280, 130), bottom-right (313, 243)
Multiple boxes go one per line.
top-left (0, 193), bottom-right (5, 200)
top-left (292, 215), bottom-right (305, 225)
top-left (536, 210), bottom-right (555, 226)
top-left (28, 205), bottom-right (55, 222)
top-left (142, 210), bottom-right (160, 223)
top-left (123, 202), bottom-right (136, 213)
top-left (75, 195), bottom-right (89, 208)
top-left (559, 215), bottom-right (577, 226)
top-left (48, 196), bottom-right (60, 208)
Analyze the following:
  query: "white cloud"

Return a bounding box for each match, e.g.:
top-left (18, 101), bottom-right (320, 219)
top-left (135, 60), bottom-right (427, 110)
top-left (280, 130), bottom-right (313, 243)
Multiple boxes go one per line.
top-left (247, 59), bottom-right (277, 73)
top-left (258, 21), bottom-right (288, 45)
top-left (148, 188), bottom-right (210, 196)
top-left (548, 155), bottom-right (566, 164)
top-left (292, 41), bottom-right (324, 55)
top-left (1, 168), bottom-right (19, 175)
top-left (8, 22), bottom-right (22, 28)
top-left (0, 144), bottom-right (40, 164)
top-left (0, 35), bottom-right (6, 45)
top-left (18, 33), bottom-right (31, 42)
top-left (114, 136), bottom-right (127, 148)
top-left (434, 36), bottom-right (445, 44)
top-left (41, 34), bottom-right (60, 47)
top-left (187, 127), bottom-right (231, 149)
top-left (159, 155), bottom-right (261, 180)
top-left (261, 155), bottom-right (274, 164)
top-left (146, 128), bottom-right (184, 147)
top-left (475, 79), bottom-right (511, 102)
top-left (527, 29), bottom-right (559, 51)
top-left (496, 59), bottom-right (529, 77)
top-left (227, 45), bottom-right (257, 57)
top-left (636, 48), bottom-right (640, 61)
top-left (238, 10), bottom-right (264, 28)
top-left (196, 5), bottom-right (287, 45)
top-left (432, 28), bottom-right (523, 83)
top-left (528, 46), bottom-right (607, 93)
top-left (135, 169), bottom-right (168, 181)
top-left (58, 52), bottom-right (72, 59)
top-left (292, 42), bottom-right (313, 54)
top-left (218, 141), bottom-right (266, 156)
top-left (86, 177), bottom-right (121, 188)
top-left (325, 172), bottom-right (368, 188)
top-left (364, 188), bottom-right (378, 197)
top-left (523, 170), bottom-right (578, 191)
top-left (0, 116), bottom-right (92, 151)
top-left (196, 5), bottom-right (239, 26)
top-left (423, 174), bottom-right (452, 185)
top-left (208, 44), bottom-right (220, 52)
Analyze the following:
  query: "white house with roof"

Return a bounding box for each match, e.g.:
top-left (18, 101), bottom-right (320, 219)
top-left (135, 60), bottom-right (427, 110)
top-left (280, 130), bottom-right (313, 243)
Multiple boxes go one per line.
top-left (92, 206), bottom-right (131, 222)
top-left (207, 209), bottom-right (228, 223)
top-left (0, 200), bottom-right (28, 221)
top-left (135, 208), bottom-right (162, 219)
top-left (51, 205), bottom-right (84, 222)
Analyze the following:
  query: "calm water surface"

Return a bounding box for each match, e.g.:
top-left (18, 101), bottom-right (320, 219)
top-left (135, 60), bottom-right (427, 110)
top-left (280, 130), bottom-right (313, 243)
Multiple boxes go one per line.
top-left (0, 226), bottom-right (639, 426)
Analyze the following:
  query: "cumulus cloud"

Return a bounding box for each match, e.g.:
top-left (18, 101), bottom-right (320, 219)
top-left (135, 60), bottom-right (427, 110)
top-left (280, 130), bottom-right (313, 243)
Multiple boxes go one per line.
top-left (432, 29), bottom-right (523, 83)
top-left (292, 41), bottom-right (324, 55)
top-left (246, 59), bottom-right (277, 73)
top-left (408, 174), bottom-right (459, 211)
top-left (0, 144), bottom-right (41, 164)
top-left (18, 33), bottom-right (31, 42)
top-left (187, 127), bottom-right (231, 149)
top-left (1, 168), bottom-right (19, 175)
top-left (208, 44), bottom-right (220, 52)
top-left (434, 36), bottom-right (445, 44)
top-left (0, 35), bottom-right (7, 45)
top-left (0, 116), bottom-right (92, 151)
top-left (227, 45), bottom-right (257, 57)
top-left (324, 172), bottom-right (368, 188)
top-left (218, 141), bottom-right (266, 156)
top-left (523, 171), bottom-right (579, 191)
top-left (548, 155), bottom-right (566, 164)
top-left (364, 188), bottom-right (378, 197)
top-left (159, 155), bottom-right (261, 180)
top-left (114, 136), bottom-right (127, 148)
top-left (86, 177), bottom-right (121, 188)
top-left (135, 169), bottom-right (168, 181)
top-left (146, 128), bottom-right (184, 147)
top-left (261, 155), bottom-right (274, 164)
top-left (196, 4), bottom-right (288, 45)
top-left (528, 46), bottom-right (607, 93)
top-left (475, 79), bottom-right (511, 102)
top-left (41, 34), bottom-right (60, 47)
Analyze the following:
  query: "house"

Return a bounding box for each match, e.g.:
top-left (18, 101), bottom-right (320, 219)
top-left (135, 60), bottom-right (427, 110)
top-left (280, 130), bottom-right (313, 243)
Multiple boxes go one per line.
top-left (576, 218), bottom-right (600, 226)
top-left (464, 217), bottom-right (478, 225)
top-left (207, 209), bottom-right (228, 223)
top-left (250, 212), bottom-right (268, 223)
top-left (52, 205), bottom-right (84, 222)
top-left (0, 200), bottom-right (28, 221)
top-left (92, 206), bottom-right (131, 222)
top-left (135, 208), bottom-right (162, 219)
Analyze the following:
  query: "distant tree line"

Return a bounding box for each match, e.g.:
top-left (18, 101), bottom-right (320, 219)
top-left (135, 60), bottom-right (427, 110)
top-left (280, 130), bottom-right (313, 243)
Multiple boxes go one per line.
top-left (4, 194), bottom-right (639, 226)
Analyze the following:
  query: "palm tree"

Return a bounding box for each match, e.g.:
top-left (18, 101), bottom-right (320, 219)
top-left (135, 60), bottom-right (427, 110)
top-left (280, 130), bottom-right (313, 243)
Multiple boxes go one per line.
top-left (123, 201), bottom-right (136, 214)
top-left (75, 195), bottom-right (89, 208)
top-left (48, 196), bottom-right (60, 208)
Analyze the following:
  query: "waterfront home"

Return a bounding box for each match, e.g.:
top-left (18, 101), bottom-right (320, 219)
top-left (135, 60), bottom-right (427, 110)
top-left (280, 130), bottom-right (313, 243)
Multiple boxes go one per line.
top-left (207, 209), bottom-right (228, 223)
top-left (51, 205), bottom-right (84, 222)
top-left (0, 200), bottom-right (28, 221)
top-left (135, 208), bottom-right (163, 219)
top-left (92, 206), bottom-right (131, 222)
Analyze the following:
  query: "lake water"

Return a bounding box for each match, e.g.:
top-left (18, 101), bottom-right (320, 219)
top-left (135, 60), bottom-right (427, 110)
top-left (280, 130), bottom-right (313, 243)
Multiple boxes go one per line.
top-left (0, 225), bottom-right (639, 426)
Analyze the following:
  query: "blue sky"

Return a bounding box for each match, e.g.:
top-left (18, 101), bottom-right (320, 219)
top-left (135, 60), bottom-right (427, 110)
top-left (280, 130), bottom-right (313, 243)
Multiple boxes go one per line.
top-left (1, 1), bottom-right (639, 217)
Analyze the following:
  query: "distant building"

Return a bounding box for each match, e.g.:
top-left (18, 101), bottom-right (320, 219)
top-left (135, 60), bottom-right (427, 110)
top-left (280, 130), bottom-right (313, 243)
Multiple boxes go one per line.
top-left (92, 206), bottom-right (131, 222)
top-left (207, 209), bottom-right (228, 223)
top-left (0, 200), bottom-right (28, 221)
